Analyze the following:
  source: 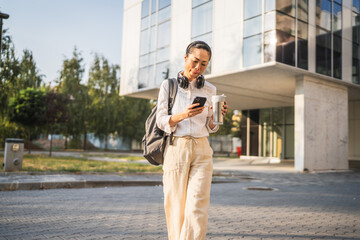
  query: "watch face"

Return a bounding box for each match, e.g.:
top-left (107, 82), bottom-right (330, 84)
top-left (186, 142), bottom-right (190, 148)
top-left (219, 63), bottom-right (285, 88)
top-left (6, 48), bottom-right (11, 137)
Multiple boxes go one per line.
top-left (12, 144), bottom-right (20, 152)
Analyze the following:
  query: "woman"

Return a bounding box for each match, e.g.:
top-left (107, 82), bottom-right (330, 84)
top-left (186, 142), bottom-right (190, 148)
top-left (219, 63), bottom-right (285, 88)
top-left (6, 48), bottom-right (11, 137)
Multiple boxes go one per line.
top-left (156, 41), bottom-right (228, 240)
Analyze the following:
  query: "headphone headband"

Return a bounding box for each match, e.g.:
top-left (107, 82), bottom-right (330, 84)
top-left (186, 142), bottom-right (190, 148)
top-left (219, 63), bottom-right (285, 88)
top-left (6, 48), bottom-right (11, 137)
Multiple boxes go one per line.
top-left (177, 71), bottom-right (205, 89)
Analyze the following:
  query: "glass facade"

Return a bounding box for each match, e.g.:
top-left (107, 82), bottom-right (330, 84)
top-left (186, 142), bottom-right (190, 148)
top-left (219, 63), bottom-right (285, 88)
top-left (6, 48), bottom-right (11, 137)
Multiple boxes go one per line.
top-left (241, 107), bottom-right (294, 159)
top-left (192, 0), bottom-right (213, 74)
top-left (139, 0), bottom-right (171, 89)
top-left (243, 0), bottom-right (309, 69)
top-left (353, 0), bottom-right (360, 84)
top-left (316, 0), bottom-right (342, 79)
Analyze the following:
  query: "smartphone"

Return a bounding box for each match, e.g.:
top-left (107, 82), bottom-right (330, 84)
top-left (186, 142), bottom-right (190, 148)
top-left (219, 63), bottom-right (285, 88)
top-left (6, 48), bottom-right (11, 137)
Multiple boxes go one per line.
top-left (192, 96), bottom-right (207, 108)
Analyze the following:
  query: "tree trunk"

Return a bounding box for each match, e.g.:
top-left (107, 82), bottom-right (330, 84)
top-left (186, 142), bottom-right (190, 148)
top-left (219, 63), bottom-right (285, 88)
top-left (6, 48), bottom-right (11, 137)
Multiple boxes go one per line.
top-left (105, 135), bottom-right (108, 150)
top-left (49, 131), bottom-right (53, 157)
top-left (28, 128), bottom-right (31, 154)
top-left (83, 131), bottom-right (87, 151)
top-left (64, 136), bottom-right (68, 150)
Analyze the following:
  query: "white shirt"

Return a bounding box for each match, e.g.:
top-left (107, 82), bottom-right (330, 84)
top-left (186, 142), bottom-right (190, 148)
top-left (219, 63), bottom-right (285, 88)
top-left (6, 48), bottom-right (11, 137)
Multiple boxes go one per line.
top-left (156, 78), bottom-right (219, 137)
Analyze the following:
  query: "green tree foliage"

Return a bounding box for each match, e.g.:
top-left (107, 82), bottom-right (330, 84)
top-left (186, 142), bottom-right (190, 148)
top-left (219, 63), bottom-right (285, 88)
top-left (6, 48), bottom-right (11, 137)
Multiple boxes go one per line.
top-left (0, 30), bottom-right (44, 148)
top-left (8, 88), bottom-right (46, 152)
top-left (45, 91), bottom-right (69, 156)
top-left (88, 54), bottom-right (152, 149)
top-left (16, 49), bottom-right (44, 90)
top-left (57, 48), bottom-right (89, 149)
top-left (0, 30), bottom-right (21, 115)
top-left (88, 55), bottom-right (118, 149)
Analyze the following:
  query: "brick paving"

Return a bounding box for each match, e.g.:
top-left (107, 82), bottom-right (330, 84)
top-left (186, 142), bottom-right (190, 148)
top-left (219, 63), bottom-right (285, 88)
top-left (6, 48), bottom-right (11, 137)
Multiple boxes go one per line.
top-left (0, 171), bottom-right (359, 240)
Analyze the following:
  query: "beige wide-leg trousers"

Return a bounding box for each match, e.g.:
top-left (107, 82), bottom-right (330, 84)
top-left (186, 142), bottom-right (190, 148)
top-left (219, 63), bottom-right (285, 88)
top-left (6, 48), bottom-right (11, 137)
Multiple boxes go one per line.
top-left (163, 136), bottom-right (213, 240)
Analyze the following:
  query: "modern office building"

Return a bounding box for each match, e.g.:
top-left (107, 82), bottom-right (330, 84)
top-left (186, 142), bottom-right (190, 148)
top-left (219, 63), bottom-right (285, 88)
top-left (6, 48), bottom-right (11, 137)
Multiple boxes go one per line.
top-left (120, 0), bottom-right (360, 171)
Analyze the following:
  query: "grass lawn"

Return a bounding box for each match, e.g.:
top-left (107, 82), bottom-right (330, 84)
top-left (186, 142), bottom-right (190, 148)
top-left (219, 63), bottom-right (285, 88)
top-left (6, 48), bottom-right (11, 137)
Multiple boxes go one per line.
top-left (0, 154), bottom-right (162, 174)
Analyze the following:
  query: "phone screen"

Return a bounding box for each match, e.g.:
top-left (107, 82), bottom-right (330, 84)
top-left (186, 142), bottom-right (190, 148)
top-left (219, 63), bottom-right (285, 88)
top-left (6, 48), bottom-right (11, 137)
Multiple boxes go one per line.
top-left (192, 96), bottom-right (207, 108)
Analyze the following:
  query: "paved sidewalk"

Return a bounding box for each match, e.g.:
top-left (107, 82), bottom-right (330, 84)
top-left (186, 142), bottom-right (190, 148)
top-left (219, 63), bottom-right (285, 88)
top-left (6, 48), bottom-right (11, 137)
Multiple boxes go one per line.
top-left (0, 170), bottom-right (359, 239)
top-left (0, 157), bottom-right (294, 191)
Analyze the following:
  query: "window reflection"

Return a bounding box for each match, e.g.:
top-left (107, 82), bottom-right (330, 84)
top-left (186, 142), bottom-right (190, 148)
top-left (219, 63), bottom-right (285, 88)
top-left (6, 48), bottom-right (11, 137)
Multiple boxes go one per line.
top-left (192, 0), bottom-right (211, 8)
top-left (244, 16), bottom-right (262, 37)
top-left (140, 29), bottom-right (150, 55)
top-left (159, 0), bottom-right (171, 10)
top-left (138, 67), bottom-right (149, 89)
top-left (151, 0), bottom-right (157, 13)
top-left (192, 1), bottom-right (212, 37)
top-left (353, 2), bottom-right (360, 84)
top-left (316, 0), bottom-right (332, 31)
top-left (354, 0), bottom-right (360, 12)
top-left (265, 0), bottom-right (276, 13)
top-left (243, 34), bottom-right (262, 67)
top-left (157, 21), bottom-right (170, 49)
top-left (244, 0), bottom-right (262, 19)
top-left (297, 0), bottom-right (308, 22)
top-left (156, 61), bottom-right (169, 85)
top-left (142, 0), bottom-right (150, 18)
top-left (333, 33), bottom-right (342, 79)
top-left (333, 2), bottom-right (342, 31)
top-left (192, 1), bottom-right (213, 75)
top-left (158, 5), bottom-right (171, 23)
top-left (264, 31), bottom-right (276, 62)
top-left (139, 0), bottom-right (171, 89)
top-left (298, 21), bottom-right (308, 69)
top-left (316, 29), bottom-right (332, 76)
top-left (276, 12), bottom-right (295, 35)
top-left (277, 0), bottom-right (296, 17)
top-left (156, 47), bottom-right (170, 63)
top-left (264, 12), bottom-right (276, 32)
top-left (276, 31), bottom-right (295, 66)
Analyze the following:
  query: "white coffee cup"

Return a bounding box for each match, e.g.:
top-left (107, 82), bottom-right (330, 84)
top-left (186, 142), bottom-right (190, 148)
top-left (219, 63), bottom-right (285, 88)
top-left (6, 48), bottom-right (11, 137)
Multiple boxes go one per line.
top-left (212, 94), bottom-right (226, 125)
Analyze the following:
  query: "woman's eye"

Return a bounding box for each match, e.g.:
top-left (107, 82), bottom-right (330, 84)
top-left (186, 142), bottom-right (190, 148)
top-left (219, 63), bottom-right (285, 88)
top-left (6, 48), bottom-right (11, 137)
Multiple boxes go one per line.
top-left (201, 64), bottom-right (206, 66)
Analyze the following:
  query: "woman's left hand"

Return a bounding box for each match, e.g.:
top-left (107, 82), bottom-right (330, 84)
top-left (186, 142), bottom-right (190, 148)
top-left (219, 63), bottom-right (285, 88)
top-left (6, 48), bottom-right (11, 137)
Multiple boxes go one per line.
top-left (222, 101), bottom-right (228, 116)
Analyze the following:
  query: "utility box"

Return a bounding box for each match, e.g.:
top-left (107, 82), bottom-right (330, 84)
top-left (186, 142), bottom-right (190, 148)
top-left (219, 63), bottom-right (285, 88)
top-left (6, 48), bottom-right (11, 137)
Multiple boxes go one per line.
top-left (4, 138), bottom-right (24, 171)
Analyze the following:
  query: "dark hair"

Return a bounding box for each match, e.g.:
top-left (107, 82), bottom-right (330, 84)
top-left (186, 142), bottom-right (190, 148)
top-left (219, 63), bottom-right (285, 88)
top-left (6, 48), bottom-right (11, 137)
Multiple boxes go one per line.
top-left (185, 41), bottom-right (212, 61)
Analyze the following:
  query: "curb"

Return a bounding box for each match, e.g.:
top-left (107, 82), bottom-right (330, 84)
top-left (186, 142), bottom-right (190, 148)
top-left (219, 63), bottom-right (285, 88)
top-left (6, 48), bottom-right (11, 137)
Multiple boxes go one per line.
top-left (0, 178), bottom-right (243, 191)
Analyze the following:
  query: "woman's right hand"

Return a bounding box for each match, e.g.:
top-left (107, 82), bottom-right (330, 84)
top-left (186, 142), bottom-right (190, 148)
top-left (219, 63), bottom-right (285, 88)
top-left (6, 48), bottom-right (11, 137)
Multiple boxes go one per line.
top-left (169, 104), bottom-right (205, 127)
top-left (185, 103), bottom-right (204, 119)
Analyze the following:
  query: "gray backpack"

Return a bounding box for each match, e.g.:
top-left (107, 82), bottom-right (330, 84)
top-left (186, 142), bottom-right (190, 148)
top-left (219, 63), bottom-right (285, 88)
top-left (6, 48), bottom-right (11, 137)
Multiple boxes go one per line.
top-left (142, 78), bottom-right (178, 165)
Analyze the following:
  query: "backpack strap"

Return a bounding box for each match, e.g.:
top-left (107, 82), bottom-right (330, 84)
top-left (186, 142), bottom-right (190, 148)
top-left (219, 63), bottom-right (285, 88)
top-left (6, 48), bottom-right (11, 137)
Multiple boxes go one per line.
top-left (167, 78), bottom-right (178, 145)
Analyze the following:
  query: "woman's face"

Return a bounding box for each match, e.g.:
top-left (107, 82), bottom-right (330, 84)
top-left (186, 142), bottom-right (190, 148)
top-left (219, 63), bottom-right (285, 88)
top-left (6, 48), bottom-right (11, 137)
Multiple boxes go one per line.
top-left (184, 48), bottom-right (210, 81)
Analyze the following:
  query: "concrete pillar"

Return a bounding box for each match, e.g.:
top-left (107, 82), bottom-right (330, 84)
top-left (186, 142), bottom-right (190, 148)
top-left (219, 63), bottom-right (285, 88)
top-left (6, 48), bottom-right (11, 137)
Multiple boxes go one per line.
top-left (349, 100), bottom-right (360, 161)
top-left (295, 76), bottom-right (349, 171)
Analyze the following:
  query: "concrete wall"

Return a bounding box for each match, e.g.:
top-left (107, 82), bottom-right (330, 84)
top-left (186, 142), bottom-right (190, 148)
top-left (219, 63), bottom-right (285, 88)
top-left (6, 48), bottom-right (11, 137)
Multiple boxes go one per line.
top-left (295, 76), bottom-right (349, 171)
top-left (349, 100), bottom-right (360, 161)
top-left (120, 0), bottom-right (142, 96)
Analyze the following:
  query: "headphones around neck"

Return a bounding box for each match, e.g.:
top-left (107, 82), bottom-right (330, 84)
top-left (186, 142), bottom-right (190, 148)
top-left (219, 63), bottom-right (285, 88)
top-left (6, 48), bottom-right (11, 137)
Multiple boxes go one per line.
top-left (177, 71), bottom-right (205, 89)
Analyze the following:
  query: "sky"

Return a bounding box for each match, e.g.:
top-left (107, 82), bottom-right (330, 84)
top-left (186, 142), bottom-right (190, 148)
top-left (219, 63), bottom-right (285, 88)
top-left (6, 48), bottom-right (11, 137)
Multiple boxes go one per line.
top-left (0, 0), bottom-right (124, 85)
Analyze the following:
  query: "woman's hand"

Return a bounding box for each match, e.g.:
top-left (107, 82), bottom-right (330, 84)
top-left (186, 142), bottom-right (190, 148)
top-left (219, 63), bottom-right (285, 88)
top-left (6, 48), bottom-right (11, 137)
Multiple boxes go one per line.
top-left (169, 103), bottom-right (204, 127)
top-left (185, 103), bottom-right (204, 118)
top-left (222, 101), bottom-right (228, 116)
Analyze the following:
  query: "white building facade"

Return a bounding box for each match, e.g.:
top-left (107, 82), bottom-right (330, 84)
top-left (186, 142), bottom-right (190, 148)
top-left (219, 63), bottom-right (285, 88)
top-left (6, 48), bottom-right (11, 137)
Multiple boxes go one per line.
top-left (121, 0), bottom-right (360, 171)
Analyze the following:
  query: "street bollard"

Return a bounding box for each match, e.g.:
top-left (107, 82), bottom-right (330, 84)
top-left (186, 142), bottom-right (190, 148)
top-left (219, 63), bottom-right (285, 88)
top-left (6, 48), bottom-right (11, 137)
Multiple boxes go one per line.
top-left (3, 138), bottom-right (24, 171)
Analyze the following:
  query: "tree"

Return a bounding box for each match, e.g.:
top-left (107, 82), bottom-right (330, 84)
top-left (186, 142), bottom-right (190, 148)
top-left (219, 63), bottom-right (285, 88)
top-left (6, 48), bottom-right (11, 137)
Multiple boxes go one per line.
top-left (0, 29), bottom-right (21, 115)
top-left (16, 49), bottom-right (44, 90)
top-left (57, 48), bottom-right (88, 149)
top-left (88, 55), bottom-right (120, 150)
top-left (8, 88), bottom-right (46, 153)
top-left (45, 91), bottom-right (69, 156)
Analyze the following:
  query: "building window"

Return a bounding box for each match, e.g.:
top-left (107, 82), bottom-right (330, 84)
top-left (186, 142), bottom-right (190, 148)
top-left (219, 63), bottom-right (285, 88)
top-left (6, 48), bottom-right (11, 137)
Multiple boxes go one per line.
top-left (191, 0), bottom-right (213, 75)
top-left (352, 0), bottom-right (360, 84)
top-left (243, 0), bottom-right (262, 67)
top-left (244, 0), bottom-right (308, 69)
top-left (139, 0), bottom-right (171, 89)
top-left (316, 0), bottom-right (342, 79)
